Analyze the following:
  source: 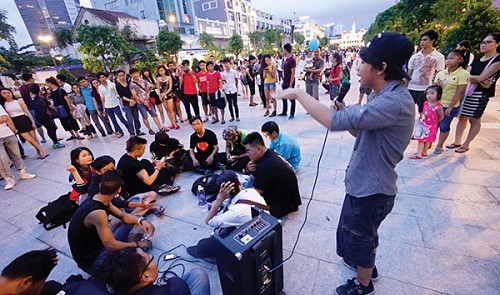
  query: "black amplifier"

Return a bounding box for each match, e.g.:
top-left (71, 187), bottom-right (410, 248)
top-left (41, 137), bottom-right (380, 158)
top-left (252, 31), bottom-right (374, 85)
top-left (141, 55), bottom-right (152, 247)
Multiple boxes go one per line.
top-left (213, 208), bottom-right (285, 295)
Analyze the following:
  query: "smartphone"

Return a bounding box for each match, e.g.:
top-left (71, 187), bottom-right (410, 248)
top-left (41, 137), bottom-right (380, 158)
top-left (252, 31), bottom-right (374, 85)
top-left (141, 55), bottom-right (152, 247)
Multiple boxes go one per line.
top-left (149, 200), bottom-right (156, 204)
top-left (164, 253), bottom-right (176, 260)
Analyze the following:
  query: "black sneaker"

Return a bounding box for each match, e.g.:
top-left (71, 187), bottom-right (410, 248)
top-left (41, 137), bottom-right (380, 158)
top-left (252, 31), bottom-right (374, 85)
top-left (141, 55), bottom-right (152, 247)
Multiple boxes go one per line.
top-left (336, 277), bottom-right (374, 295)
top-left (342, 258), bottom-right (379, 281)
top-left (157, 184), bottom-right (181, 195)
top-left (277, 112), bottom-right (287, 116)
top-left (137, 131), bottom-right (146, 136)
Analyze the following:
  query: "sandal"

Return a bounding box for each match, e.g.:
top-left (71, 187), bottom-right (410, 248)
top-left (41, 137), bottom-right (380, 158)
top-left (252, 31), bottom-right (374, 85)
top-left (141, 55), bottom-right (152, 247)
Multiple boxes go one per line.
top-left (151, 206), bottom-right (165, 217)
top-left (174, 124), bottom-right (180, 129)
top-left (446, 143), bottom-right (461, 149)
top-left (263, 110), bottom-right (269, 116)
top-left (455, 147), bottom-right (469, 153)
top-left (37, 154), bottom-right (49, 160)
top-left (221, 120), bottom-right (226, 124)
top-left (410, 155), bottom-right (422, 159)
top-left (422, 152), bottom-right (428, 157)
top-left (433, 147), bottom-right (444, 155)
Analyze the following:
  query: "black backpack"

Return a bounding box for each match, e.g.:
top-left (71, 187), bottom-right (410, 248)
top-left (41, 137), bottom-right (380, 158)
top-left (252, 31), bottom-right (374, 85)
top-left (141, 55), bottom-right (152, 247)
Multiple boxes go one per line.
top-left (191, 173), bottom-right (221, 198)
top-left (36, 192), bottom-right (78, 230)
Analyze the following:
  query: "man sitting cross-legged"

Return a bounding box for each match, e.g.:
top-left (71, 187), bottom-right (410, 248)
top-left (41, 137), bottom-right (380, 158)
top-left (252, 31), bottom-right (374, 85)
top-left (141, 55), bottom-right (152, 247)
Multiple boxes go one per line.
top-left (68, 170), bottom-right (155, 276)
top-left (184, 116), bottom-right (220, 173)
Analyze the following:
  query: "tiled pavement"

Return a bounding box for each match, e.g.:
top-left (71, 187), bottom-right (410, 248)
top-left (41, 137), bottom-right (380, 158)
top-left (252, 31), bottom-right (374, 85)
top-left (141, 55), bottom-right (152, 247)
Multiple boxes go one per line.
top-left (0, 76), bottom-right (499, 295)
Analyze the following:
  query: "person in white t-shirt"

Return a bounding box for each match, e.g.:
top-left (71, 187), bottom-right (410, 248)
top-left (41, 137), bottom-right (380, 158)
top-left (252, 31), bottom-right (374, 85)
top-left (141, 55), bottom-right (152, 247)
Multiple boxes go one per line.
top-left (97, 72), bottom-right (130, 138)
top-left (0, 91), bottom-right (36, 190)
top-left (56, 74), bottom-right (72, 94)
top-left (407, 30), bottom-right (445, 113)
top-left (186, 170), bottom-right (268, 259)
top-left (222, 58), bottom-right (240, 122)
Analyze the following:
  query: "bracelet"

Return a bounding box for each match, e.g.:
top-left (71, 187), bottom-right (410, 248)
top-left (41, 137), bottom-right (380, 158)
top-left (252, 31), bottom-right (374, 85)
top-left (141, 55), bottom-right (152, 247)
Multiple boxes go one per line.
top-left (137, 217), bottom-right (146, 225)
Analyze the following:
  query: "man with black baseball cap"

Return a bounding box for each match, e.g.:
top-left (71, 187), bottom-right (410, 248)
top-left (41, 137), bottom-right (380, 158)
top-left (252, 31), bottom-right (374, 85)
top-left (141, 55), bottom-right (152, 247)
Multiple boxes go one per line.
top-left (279, 32), bottom-right (415, 295)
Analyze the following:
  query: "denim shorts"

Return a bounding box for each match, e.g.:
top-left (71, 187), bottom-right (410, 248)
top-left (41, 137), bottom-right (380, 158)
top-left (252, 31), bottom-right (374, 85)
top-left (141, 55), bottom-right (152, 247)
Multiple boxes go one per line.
top-left (439, 107), bottom-right (460, 133)
top-left (264, 83), bottom-right (276, 90)
top-left (137, 102), bottom-right (157, 119)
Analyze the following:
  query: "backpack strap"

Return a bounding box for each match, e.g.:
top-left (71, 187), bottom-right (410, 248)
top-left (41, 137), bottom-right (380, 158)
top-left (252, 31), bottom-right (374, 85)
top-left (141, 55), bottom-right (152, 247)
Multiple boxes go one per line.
top-left (235, 199), bottom-right (270, 211)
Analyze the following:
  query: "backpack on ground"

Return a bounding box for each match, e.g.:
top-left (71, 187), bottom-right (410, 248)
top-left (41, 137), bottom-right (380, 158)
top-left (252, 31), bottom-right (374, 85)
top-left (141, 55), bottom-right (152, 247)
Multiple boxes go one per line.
top-left (35, 192), bottom-right (78, 230)
top-left (191, 173), bottom-right (221, 197)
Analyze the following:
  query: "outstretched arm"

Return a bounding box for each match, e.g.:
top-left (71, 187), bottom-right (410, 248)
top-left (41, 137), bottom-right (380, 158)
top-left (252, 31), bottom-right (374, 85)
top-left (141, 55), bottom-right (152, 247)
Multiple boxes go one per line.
top-left (278, 88), bottom-right (334, 129)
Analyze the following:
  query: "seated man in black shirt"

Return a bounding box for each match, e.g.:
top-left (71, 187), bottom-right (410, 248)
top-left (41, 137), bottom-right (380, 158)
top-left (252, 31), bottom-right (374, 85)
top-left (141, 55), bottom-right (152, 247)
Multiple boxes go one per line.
top-left (150, 131), bottom-right (187, 175)
top-left (0, 248), bottom-right (62, 295)
top-left (99, 248), bottom-right (210, 295)
top-left (185, 116), bottom-right (219, 172)
top-left (117, 136), bottom-right (180, 196)
top-left (242, 132), bottom-right (301, 218)
top-left (68, 170), bottom-right (155, 276)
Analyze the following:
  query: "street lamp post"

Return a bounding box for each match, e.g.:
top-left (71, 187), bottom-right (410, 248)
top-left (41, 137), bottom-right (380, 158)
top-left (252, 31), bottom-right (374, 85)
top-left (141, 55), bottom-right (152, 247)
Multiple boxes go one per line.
top-left (38, 35), bottom-right (58, 69)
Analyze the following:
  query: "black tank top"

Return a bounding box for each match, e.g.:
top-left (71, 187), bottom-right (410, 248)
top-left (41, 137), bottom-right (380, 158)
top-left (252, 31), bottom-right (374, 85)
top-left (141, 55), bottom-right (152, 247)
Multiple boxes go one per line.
top-left (68, 199), bottom-right (110, 270)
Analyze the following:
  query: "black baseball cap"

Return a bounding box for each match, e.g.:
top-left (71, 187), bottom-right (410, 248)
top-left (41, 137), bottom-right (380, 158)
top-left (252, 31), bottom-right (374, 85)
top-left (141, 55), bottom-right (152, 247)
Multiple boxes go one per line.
top-left (363, 32), bottom-right (414, 80)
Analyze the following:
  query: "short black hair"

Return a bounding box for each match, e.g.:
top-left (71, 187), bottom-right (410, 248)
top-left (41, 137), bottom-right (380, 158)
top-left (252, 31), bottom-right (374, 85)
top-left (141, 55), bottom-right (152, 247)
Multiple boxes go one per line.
top-left (93, 155), bottom-right (115, 171)
top-left (457, 40), bottom-right (471, 49)
top-left (99, 248), bottom-right (146, 293)
top-left (449, 49), bottom-right (470, 69)
top-left (181, 60), bottom-right (190, 66)
top-left (425, 85), bottom-right (442, 101)
top-left (77, 76), bottom-right (86, 82)
top-left (189, 115), bottom-right (202, 125)
top-left (96, 72), bottom-right (108, 79)
top-left (206, 61), bottom-right (214, 66)
top-left (99, 170), bottom-right (123, 195)
top-left (56, 74), bottom-right (67, 82)
top-left (242, 132), bottom-right (265, 147)
top-left (21, 73), bottom-right (33, 81)
top-left (167, 61), bottom-right (175, 66)
top-left (29, 83), bottom-right (40, 95)
top-left (1, 248), bottom-right (57, 281)
top-left (283, 43), bottom-right (292, 53)
top-left (222, 57), bottom-right (230, 63)
top-left (154, 130), bottom-right (170, 144)
top-left (261, 121), bottom-right (279, 134)
top-left (129, 68), bottom-right (139, 74)
top-left (199, 60), bottom-right (206, 64)
top-left (116, 69), bottom-right (125, 75)
top-left (421, 30), bottom-right (439, 43)
top-left (359, 47), bottom-right (404, 81)
top-left (249, 55), bottom-right (256, 62)
top-left (126, 136), bottom-right (147, 152)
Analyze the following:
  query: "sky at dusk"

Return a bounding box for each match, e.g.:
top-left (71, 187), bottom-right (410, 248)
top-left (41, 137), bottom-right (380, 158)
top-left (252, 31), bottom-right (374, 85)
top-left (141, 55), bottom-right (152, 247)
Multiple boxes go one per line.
top-left (2, 0), bottom-right (396, 48)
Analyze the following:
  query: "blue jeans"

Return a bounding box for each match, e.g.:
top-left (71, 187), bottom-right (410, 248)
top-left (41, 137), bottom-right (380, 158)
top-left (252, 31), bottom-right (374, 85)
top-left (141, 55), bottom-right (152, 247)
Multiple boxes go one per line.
top-left (105, 106), bottom-right (130, 135)
top-left (123, 105), bottom-right (142, 135)
top-left (137, 102), bottom-right (158, 119)
top-left (439, 107), bottom-right (461, 133)
top-left (329, 83), bottom-right (340, 101)
top-left (182, 269), bottom-right (210, 295)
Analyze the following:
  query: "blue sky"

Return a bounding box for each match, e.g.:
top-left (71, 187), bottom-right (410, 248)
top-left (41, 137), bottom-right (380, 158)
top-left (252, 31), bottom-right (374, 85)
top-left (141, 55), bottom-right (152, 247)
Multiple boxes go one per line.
top-left (2, 0), bottom-right (396, 48)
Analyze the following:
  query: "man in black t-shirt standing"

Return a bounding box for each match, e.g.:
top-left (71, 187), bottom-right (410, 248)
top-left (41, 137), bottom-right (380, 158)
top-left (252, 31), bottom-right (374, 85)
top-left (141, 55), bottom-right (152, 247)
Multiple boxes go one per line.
top-left (116, 70), bottom-right (144, 136)
top-left (186, 116), bottom-right (219, 172)
top-left (242, 132), bottom-right (301, 218)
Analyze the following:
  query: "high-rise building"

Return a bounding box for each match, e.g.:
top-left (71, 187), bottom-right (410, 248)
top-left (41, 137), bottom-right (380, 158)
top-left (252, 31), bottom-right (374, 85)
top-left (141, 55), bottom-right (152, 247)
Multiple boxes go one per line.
top-left (14, 0), bottom-right (80, 53)
top-left (91, 0), bottom-right (198, 36)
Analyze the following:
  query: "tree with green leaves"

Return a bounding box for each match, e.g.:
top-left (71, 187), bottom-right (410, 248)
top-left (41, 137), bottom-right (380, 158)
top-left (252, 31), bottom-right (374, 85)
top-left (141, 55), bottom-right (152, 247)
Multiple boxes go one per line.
top-left (198, 32), bottom-right (215, 50)
top-left (133, 46), bottom-right (159, 74)
top-left (248, 31), bottom-right (264, 50)
top-left (263, 29), bottom-right (278, 47)
top-left (293, 32), bottom-right (305, 45)
top-left (0, 9), bottom-right (15, 41)
top-left (54, 28), bottom-right (73, 48)
top-left (74, 25), bottom-right (132, 72)
top-left (57, 68), bottom-right (77, 84)
top-left (228, 34), bottom-right (244, 57)
top-left (157, 30), bottom-right (184, 61)
top-left (0, 42), bottom-right (52, 73)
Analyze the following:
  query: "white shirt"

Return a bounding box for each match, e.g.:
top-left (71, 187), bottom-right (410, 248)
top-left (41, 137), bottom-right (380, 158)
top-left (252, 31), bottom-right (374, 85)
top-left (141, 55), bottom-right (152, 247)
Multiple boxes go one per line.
top-left (0, 107), bottom-right (14, 138)
top-left (98, 82), bottom-right (120, 108)
top-left (61, 82), bottom-right (72, 94)
top-left (222, 69), bottom-right (239, 94)
top-left (4, 100), bottom-right (25, 118)
top-left (208, 188), bottom-right (268, 228)
top-left (408, 48), bottom-right (445, 91)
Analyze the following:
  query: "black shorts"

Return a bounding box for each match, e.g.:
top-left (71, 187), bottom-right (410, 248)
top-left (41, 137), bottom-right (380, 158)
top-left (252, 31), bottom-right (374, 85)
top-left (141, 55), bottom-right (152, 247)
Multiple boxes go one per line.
top-left (199, 92), bottom-right (209, 106)
top-left (209, 93), bottom-right (226, 109)
top-left (336, 193), bottom-right (394, 268)
top-left (248, 81), bottom-right (256, 95)
top-left (59, 116), bottom-right (80, 132)
top-left (409, 90), bottom-right (426, 113)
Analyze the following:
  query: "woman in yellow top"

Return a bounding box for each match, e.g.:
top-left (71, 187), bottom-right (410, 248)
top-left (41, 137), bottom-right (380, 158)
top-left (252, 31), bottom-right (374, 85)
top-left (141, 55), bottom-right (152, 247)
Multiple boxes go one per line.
top-left (262, 54), bottom-right (277, 117)
top-left (433, 49), bottom-right (470, 154)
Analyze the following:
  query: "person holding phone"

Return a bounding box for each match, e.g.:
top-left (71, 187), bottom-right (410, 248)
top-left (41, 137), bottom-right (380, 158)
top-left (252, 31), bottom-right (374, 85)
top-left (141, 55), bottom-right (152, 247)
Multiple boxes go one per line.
top-left (186, 170), bottom-right (268, 259)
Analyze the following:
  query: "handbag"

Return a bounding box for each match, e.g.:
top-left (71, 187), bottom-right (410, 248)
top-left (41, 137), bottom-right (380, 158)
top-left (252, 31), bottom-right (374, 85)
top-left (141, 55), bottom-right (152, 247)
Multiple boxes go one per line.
top-left (465, 54), bottom-right (499, 96)
top-left (46, 107), bottom-right (59, 118)
top-left (55, 88), bottom-right (68, 117)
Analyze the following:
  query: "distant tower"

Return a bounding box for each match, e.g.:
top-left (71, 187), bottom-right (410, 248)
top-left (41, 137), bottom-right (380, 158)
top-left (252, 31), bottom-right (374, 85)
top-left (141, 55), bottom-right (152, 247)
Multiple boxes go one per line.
top-left (351, 20), bottom-right (356, 34)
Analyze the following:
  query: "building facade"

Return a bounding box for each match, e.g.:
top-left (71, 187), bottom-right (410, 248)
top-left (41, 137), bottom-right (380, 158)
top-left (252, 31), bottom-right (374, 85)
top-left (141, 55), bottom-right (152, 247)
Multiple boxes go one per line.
top-left (293, 16), bottom-right (324, 42)
top-left (91, 0), bottom-right (198, 36)
top-left (330, 23), bottom-right (365, 50)
top-left (14, 0), bottom-right (80, 53)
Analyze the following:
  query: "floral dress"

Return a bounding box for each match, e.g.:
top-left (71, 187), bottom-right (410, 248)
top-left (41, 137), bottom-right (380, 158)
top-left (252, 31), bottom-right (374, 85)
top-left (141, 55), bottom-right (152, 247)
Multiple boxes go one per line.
top-left (414, 100), bottom-right (442, 142)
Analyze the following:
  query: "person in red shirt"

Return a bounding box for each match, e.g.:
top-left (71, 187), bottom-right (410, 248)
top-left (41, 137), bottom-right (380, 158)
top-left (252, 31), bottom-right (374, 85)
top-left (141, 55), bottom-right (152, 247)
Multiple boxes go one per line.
top-left (207, 61), bottom-right (226, 124)
top-left (196, 60), bottom-right (210, 123)
top-left (329, 52), bottom-right (343, 105)
top-left (179, 60), bottom-right (200, 120)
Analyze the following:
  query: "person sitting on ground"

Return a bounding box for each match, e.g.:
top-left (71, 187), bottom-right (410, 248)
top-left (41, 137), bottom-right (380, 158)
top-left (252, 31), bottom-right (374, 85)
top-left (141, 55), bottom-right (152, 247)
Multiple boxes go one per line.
top-left (99, 248), bottom-right (210, 295)
top-left (261, 121), bottom-right (301, 171)
top-left (66, 147), bottom-right (94, 204)
top-left (68, 170), bottom-right (156, 276)
top-left (0, 248), bottom-right (62, 295)
top-left (117, 136), bottom-right (180, 196)
top-left (149, 130), bottom-right (187, 175)
top-left (217, 125), bottom-right (250, 171)
top-left (243, 132), bottom-right (301, 218)
top-left (88, 155), bottom-right (160, 217)
top-left (186, 170), bottom-right (268, 259)
top-left (185, 116), bottom-right (219, 172)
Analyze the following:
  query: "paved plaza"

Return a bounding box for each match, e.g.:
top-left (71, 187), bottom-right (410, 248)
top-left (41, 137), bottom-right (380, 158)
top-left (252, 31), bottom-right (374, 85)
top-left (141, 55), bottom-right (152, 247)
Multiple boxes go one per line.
top-left (0, 76), bottom-right (499, 295)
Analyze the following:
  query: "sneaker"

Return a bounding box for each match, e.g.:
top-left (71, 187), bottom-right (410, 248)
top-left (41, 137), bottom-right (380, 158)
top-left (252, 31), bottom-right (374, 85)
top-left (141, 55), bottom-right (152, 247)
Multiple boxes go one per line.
top-left (289, 115), bottom-right (294, 119)
top-left (53, 143), bottom-right (65, 149)
top-left (342, 259), bottom-right (379, 281)
top-left (116, 132), bottom-right (124, 138)
top-left (336, 277), bottom-right (374, 295)
top-left (18, 169), bottom-right (36, 180)
top-left (157, 184), bottom-right (181, 195)
top-left (137, 131), bottom-right (146, 136)
top-left (107, 131), bottom-right (114, 135)
top-left (4, 177), bottom-right (15, 190)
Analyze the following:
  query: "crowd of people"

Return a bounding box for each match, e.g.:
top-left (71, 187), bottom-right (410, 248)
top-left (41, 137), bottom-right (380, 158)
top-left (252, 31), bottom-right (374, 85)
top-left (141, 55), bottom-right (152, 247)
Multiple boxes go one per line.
top-left (0, 31), bottom-right (499, 295)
